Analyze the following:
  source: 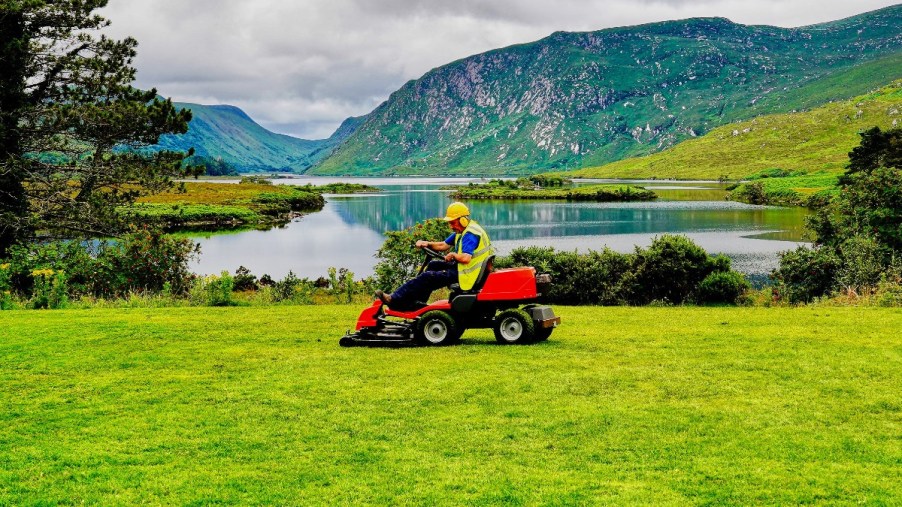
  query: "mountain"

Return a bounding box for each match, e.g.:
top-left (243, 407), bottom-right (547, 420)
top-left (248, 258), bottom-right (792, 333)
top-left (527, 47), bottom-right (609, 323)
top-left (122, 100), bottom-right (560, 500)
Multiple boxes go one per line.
top-left (154, 103), bottom-right (364, 174)
top-left (565, 80), bottom-right (902, 180)
top-left (310, 5), bottom-right (902, 176)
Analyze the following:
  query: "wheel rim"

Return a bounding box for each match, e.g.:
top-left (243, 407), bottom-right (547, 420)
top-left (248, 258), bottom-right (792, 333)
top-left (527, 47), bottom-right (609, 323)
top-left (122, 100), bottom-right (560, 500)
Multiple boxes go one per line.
top-left (423, 319), bottom-right (449, 343)
top-left (499, 316), bottom-right (523, 342)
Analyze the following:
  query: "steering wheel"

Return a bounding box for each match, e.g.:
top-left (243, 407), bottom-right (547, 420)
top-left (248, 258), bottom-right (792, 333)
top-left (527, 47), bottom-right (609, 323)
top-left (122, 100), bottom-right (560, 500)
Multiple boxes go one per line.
top-left (417, 246), bottom-right (450, 274)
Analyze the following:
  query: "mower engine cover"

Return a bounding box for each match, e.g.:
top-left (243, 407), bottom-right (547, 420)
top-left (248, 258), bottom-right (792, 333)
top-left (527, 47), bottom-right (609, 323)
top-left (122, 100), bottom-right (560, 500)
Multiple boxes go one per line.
top-left (477, 267), bottom-right (538, 301)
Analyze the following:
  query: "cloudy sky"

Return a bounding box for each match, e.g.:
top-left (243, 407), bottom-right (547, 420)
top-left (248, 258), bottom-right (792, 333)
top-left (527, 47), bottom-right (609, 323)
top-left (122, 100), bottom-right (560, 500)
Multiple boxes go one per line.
top-left (100, 0), bottom-right (901, 139)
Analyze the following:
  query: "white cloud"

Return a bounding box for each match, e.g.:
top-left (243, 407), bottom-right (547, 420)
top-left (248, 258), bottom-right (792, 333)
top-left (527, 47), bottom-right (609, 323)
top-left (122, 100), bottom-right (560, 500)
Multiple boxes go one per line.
top-left (99, 0), bottom-right (902, 138)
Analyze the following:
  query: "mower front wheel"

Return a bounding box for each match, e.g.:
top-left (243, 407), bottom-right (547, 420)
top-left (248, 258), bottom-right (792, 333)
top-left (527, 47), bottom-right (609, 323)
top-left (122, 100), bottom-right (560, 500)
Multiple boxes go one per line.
top-left (494, 308), bottom-right (536, 345)
top-left (415, 311), bottom-right (459, 346)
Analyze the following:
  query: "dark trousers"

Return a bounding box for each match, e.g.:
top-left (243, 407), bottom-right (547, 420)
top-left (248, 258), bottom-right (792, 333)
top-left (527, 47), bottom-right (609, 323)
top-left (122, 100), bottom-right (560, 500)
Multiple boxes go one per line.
top-left (391, 260), bottom-right (457, 308)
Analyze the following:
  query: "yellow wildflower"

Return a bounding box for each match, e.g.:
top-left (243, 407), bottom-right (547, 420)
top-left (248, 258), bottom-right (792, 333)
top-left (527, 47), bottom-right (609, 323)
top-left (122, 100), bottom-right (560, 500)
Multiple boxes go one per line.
top-left (0, 263), bottom-right (9, 270)
top-left (31, 268), bottom-right (55, 277)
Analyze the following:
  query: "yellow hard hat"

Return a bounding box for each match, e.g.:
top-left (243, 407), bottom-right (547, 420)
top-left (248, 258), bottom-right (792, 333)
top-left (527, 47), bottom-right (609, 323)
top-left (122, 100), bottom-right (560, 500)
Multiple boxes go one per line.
top-left (443, 202), bottom-right (470, 221)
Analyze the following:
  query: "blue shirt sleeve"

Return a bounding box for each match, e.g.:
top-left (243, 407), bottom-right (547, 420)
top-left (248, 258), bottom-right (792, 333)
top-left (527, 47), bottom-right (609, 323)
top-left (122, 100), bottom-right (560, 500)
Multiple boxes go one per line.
top-left (445, 232), bottom-right (480, 255)
top-left (460, 232), bottom-right (480, 255)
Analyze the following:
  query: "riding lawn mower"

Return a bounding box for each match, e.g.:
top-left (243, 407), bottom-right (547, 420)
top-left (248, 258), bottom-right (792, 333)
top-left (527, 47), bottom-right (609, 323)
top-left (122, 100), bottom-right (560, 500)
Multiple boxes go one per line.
top-left (340, 247), bottom-right (561, 347)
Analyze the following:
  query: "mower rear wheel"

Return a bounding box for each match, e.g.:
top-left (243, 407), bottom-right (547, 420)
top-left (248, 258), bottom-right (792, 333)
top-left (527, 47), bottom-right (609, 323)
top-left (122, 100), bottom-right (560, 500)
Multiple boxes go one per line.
top-left (535, 327), bottom-right (553, 341)
top-left (415, 311), bottom-right (459, 346)
top-left (494, 308), bottom-right (536, 345)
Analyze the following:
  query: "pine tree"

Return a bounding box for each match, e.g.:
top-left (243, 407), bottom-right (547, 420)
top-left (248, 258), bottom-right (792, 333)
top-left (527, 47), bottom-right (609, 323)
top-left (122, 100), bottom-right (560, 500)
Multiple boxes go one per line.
top-left (0, 0), bottom-right (196, 255)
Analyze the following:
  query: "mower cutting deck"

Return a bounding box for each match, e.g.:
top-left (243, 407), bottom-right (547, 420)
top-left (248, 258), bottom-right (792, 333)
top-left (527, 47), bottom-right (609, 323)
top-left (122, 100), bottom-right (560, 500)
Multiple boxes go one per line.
top-left (340, 248), bottom-right (560, 347)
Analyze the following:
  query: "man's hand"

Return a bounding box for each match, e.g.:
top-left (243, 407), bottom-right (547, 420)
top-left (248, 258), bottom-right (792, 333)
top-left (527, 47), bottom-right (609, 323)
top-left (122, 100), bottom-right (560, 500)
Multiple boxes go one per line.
top-left (415, 240), bottom-right (430, 249)
top-left (444, 252), bottom-right (457, 262)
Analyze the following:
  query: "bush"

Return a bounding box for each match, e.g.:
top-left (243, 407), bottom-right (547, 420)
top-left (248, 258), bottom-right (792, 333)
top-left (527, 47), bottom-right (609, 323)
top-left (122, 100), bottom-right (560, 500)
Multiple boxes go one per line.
top-left (28, 269), bottom-right (68, 309)
top-left (875, 275), bottom-right (902, 307)
top-left (0, 263), bottom-right (11, 310)
top-left (772, 245), bottom-right (840, 303)
top-left (627, 235), bottom-right (722, 305)
top-left (1, 229), bottom-right (199, 300)
top-left (495, 235), bottom-right (741, 306)
top-left (374, 218), bottom-right (451, 292)
top-left (240, 175), bottom-right (273, 185)
top-left (328, 267), bottom-right (357, 304)
top-left (696, 271), bottom-right (751, 304)
top-left (837, 235), bottom-right (886, 293)
top-left (205, 271), bottom-right (236, 306)
top-left (270, 271), bottom-right (314, 303)
top-left (94, 229), bottom-right (200, 297)
top-left (498, 246), bottom-right (634, 305)
top-left (233, 266), bottom-right (258, 291)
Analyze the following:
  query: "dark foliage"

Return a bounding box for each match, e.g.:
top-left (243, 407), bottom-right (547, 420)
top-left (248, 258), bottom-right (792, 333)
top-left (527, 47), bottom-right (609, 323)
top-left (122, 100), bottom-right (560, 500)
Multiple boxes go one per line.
top-left (0, 1), bottom-right (196, 255)
top-left (494, 235), bottom-right (743, 305)
top-left (696, 271), bottom-right (752, 305)
top-left (845, 127), bottom-right (902, 177)
top-left (3, 228), bottom-right (199, 299)
top-left (772, 245), bottom-right (841, 303)
top-left (232, 266), bottom-right (258, 291)
top-left (628, 235), bottom-right (725, 305)
top-left (774, 127), bottom-right (902, 302)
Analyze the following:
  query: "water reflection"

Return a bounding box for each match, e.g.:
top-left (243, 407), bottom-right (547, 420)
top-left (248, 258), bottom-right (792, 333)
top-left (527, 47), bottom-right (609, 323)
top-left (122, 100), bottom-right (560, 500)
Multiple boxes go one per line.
top-left (188, 177), bottom-right (809, 280)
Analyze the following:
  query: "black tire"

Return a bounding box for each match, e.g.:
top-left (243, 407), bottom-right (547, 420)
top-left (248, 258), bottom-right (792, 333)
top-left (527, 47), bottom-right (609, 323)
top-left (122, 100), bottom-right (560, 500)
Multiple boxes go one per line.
top-left (415, 311), bottom-right (458, 346)
top-left (494, 308), bottom-right (536, 345)
top-left (535, 327), bottom-right (553, 342)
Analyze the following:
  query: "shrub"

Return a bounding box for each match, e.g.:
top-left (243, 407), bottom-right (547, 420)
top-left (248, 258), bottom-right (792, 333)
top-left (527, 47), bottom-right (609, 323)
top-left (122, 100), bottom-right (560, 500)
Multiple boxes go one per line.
top-left (772, 245), bottom-right (840, 303)
top-left (233, 266), bottom-right (258, 291)
top-left (240, 175), bottom-right (273, 185)
top-left (206, 271), bottom-right (236, 306)
top-left (29, 269), bottom-right (68, 309)
top-left (3, 241), bottom-right (96, 297)
top-left (498, 246), bottom-right (633, 305)
top-left (696, 271), bottom-right (751, 304)
top-left (496, 236), bottom-right (741, 306)
top-left (95, 229), bottom-right (200, 297)
top-left (270, 271), bottom-right (314, 303)
top-left (837, 235), bottom-right (886, 293)
top-left (1, 229), bottom-right (199, 300)
top-left (0, 262), bottom-right (13, 310)
top-left (374, 218), bottom-right (451, 292)
top-left (875, 275), bottom-right (902, 307)
top-left (328, 267), bottom-right (357, 303)
top-left (628, 235), bottom-right (721, 305)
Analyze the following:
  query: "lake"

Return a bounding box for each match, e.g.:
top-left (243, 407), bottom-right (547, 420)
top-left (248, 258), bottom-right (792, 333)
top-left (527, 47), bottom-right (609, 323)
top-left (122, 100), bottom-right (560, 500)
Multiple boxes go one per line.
top-left (187, 177), bottom-right (809, 284)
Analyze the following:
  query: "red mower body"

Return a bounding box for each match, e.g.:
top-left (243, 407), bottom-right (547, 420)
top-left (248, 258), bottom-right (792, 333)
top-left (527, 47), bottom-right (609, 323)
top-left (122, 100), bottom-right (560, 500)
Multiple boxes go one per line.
top-left (476, 267), bottom-right (538, 301)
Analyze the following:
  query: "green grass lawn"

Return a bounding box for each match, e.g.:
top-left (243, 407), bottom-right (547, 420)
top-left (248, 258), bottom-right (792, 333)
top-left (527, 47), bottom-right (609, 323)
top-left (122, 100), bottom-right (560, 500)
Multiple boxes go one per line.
top-left (2, 306), bottom-right (901, 504)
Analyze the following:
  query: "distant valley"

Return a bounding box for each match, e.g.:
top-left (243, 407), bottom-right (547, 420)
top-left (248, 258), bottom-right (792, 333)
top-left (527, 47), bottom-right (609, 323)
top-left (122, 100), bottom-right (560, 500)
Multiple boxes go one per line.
top-left (153, 103), bottom-right (364, 174)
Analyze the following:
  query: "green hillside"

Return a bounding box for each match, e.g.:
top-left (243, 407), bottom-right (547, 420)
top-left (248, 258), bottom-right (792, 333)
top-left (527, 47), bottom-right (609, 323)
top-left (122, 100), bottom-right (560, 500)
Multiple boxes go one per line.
top-left (153, 103), bottom-right (364, 174)
top-left (311, 6), bottom-right (902, 176)
top-left (566, 81), bottom-right (902, 180)
top-left (2, 306), bottom-right (900, 504)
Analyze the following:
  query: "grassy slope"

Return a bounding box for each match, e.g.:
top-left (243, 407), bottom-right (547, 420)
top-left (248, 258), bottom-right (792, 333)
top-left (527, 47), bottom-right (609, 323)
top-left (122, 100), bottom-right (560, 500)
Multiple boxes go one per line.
top-left (567, 81), bottom-right (902, 181)
top-left (1, 306), bottom-right (900, 504)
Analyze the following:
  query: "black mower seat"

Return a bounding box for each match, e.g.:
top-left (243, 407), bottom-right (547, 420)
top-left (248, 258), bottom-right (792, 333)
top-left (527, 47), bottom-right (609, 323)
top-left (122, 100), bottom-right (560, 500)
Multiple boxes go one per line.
top-left (448, 256), bottom-right (494, 313)
top-left (449, 255), bottom-right (494, 295)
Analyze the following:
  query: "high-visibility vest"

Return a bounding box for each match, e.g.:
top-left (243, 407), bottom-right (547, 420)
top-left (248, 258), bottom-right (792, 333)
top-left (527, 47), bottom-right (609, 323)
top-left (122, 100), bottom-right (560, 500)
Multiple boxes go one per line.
top-left (455, 220), bottom-right (494, 291)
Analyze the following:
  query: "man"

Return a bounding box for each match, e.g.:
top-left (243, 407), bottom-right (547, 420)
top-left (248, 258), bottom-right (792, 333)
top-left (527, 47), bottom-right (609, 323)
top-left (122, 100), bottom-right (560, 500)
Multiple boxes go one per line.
top-left (376, 202), bottom-right (493, 309)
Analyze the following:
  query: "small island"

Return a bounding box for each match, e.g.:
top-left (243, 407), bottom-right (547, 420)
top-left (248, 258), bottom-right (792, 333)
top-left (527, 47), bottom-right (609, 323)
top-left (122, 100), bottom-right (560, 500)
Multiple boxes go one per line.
top-left (446, 175), bottom-right (657, 202)
top-left (127, 178), bottom-right (381, 230)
